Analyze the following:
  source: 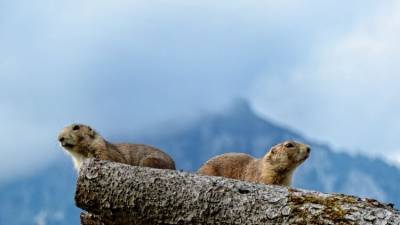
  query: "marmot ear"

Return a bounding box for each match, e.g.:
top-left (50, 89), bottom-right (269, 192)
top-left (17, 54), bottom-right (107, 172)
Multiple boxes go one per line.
top-left (265, 150), bottom-right (274, 160)
top-left (89, 129), bottom-right (96, 138)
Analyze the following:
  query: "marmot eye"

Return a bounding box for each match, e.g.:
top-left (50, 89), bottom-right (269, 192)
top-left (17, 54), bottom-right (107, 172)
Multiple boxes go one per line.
top-left (284, 142), bottom-right (295, 148)
top-left (72, 125), bottom-right (80, 131)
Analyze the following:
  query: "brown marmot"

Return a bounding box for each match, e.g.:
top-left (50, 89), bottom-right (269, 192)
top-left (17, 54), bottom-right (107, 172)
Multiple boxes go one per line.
top-left (197, 140), bottom-right (310, 186)
top-left (58, 123), bottom-right (176, 171)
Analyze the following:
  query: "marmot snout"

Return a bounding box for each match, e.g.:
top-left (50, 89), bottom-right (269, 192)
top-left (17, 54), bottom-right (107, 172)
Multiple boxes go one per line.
top-left (265, 141), bottom-right (310, 173)
top-left (197, 140), bottom-right (310, 186)
top-left (58, 124), bottom-right (176, 171)
top-left (58, 124), bottom-right (96, 158)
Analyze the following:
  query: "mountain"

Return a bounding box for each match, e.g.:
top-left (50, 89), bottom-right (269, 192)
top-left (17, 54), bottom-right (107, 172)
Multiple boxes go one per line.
top-left (144, 100), bottom-right (400, 203)
top-left (0, 157), bottom-right (79, 225)
top-left (1, 100), bottom-right (400, 225)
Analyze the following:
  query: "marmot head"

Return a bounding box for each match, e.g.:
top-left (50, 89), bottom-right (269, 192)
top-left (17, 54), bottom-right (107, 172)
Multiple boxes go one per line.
top-left (58, 124), bottom-right (99, 157)
top-left (264, 140), bottom-right (310, 172)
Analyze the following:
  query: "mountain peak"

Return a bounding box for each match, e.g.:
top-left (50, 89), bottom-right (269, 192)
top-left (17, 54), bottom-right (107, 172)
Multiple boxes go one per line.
top-left (225, 99), bottom-right (254, 117)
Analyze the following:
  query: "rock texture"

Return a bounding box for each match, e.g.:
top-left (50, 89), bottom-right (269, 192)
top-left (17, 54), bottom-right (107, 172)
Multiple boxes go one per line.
top-left (76, 159), bottom-right (400, 225)
top-left (80, 212), bottom-right (104, 225)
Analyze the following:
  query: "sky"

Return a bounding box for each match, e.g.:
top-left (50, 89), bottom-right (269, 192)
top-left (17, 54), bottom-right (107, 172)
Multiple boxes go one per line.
top-left (1, 0), bottom-right (400, 181)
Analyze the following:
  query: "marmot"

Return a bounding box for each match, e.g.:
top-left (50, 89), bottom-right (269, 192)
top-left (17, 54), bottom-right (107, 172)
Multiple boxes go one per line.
top-left (197, 140), bottom-right (310, 186)
top-left (58, 123), bottom-right (176, 171)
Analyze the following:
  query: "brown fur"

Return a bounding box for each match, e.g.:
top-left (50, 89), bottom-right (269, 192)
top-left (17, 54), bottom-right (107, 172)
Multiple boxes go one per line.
top-left (197, 141), bottom-right (310, 186)
top-left (58, 124), bottom-right (176, 171)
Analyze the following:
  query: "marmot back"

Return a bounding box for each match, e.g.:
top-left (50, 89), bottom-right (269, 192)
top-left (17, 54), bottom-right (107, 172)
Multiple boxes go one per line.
top-left (197, 153), bottom-right (255, 180)
top-left (197, 140), bottom-right (310, 186)
top-left (58, 124), bottom-right (176, 171)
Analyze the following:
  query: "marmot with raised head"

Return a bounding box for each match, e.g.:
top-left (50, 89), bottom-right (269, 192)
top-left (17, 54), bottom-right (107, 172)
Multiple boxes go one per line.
top-left (197, 140), bottom-right (310, 186)
top-left (58, 124), bottom-right (176, 171)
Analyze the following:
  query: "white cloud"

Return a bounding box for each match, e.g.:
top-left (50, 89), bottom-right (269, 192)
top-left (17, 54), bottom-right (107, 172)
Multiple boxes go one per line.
top-left (251, 1), bottom-right (400, 160)
top-left (0, 0), bottom-right (396, 180)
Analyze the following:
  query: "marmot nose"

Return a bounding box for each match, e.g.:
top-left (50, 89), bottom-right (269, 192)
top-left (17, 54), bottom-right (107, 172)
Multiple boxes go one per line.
top-left (306, 147), bottom-right (311, 153)
top-left (59, 137), bottom-right (65, 142)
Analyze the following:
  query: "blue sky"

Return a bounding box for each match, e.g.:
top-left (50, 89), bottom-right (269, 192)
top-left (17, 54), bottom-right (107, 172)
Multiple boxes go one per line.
top-left (1, 0), bottom-right (400, 181)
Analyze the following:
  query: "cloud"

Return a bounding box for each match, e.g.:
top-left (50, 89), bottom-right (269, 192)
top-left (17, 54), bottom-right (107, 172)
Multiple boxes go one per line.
top-left (251, 1), bottom-right (400, 160)
top-left (0, 0), bottom-right (395, 180)
top-left (0, 0), bottom-right (275, 180)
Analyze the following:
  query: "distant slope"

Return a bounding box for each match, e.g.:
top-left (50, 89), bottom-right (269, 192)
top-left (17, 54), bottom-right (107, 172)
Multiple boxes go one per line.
top-left (1, 100), bottom-right (399, 225)
top-left (0, 157), bottom-right (79, 225)
top-left (144, 101), bottom-right (400, 205)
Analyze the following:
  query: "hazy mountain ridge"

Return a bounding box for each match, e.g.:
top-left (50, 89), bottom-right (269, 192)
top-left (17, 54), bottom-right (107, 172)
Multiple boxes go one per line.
top-left (0, 157), bottom-right (79, 225)
top-left (1, 101), bottom-right (399, 225)
top-left (144, 101), bottom-right (400, 203)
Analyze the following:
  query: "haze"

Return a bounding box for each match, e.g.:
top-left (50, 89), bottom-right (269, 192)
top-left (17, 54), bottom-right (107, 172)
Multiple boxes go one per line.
top-left (1, 0), bottom-right (400, 181)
